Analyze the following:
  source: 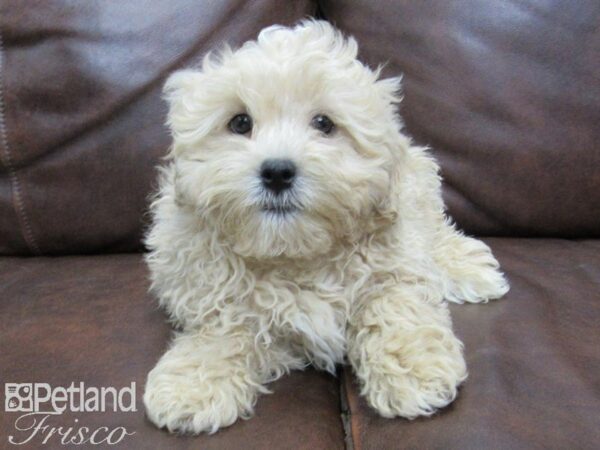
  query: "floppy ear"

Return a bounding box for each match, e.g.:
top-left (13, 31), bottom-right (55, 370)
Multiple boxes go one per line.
top-left (376, 75), bottom-right (403, 107)
top-left (163, 69), bottom-right (204, 103)
top-left (162, 70), bottom-right (206, 154)
top-left (164, 71), bottom-right (200, 131)
top-left (367, 75), bottom-right (410, 234)
top-left (374, 73), bottom-right (410, 163)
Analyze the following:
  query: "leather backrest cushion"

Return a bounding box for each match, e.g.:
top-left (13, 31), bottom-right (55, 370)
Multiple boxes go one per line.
top-left (322, 0), bottom-right (600, 237)
top-left (0, 0), bottom-right (316, 255)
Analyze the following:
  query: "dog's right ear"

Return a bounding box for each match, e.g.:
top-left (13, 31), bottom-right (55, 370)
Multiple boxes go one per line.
top-left (162, 69), bottom-right (208, 156)
top-left (163, 69), bottom-right (203, 102)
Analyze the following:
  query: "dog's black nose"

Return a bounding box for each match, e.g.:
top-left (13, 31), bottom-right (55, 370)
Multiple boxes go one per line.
top-left (260, 159), bottom-right (296, 194)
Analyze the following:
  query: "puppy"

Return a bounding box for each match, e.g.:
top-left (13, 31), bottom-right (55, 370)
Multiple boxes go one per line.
top-left (144, 20), bottom-right (509, 434)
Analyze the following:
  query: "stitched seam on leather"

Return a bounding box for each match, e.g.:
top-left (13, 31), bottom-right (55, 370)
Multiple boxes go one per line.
top-left (0, 31), bottom-right (41, 255)
top-left (339, 370), bottom-right (353, 450)
top-left (341, 368), bottom-right (360, 450)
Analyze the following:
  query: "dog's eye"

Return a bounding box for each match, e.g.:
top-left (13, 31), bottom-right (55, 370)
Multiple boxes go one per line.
top-left (311, 114), bottom-right (335, 135)
top-left (228, 113), bottom-right (253, 135)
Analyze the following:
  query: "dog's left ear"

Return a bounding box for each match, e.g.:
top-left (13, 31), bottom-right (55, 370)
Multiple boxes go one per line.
top-left (374, 73), bottom-right (411, 162)
top-left (368, 74), bottom-right (408, 233)
top-left (375, 75), bottom-right (403, 108)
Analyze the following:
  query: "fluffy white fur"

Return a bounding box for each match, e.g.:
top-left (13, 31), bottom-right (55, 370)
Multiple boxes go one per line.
top-left (143, 21), bottom-right (509, 434)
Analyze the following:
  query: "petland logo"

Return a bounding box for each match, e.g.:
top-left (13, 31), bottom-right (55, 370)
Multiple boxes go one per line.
top-left (4, 382), bottom-right (137, 446)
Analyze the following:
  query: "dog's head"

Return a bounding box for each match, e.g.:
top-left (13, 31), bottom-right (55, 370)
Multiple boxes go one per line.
top-left (165, 21), bottom-right (407, 259)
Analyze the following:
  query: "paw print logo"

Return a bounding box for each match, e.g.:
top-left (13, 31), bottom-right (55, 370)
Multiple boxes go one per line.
top-left (5, 383), bottom-right (33, 412)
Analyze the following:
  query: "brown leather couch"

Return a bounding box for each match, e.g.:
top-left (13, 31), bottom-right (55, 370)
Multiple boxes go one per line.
top-left (1, 1), bottom-right (599, 449)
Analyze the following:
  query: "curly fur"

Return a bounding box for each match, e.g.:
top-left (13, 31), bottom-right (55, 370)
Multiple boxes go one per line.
top-left (143, 20), bottom-right (509, 434)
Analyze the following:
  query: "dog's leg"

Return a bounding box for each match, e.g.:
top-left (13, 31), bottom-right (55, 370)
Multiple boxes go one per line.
top-left (348, 285), bottom-right (467, 418)
top-left (144, 329), bottom-right (292, 434)
top-left (433, 223), bottom-right (509, 303)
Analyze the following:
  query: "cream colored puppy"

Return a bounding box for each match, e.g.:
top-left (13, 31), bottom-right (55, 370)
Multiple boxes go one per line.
top-left (144, 20), bottom-right (508, 434)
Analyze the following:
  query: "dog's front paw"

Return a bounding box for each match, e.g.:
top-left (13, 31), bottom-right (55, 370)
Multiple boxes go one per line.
top-left (364, 363), bottom-right (466, 419)
top-left (143, 331), bottom-right (264, 434)
top-left (144, 363), bottom-right (258, 434)
top-left (356, 326), bottom-right (468, 419)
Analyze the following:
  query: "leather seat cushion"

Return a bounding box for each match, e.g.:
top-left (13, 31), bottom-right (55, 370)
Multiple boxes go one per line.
top-left (2, 239), bottom-right (599, 448)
